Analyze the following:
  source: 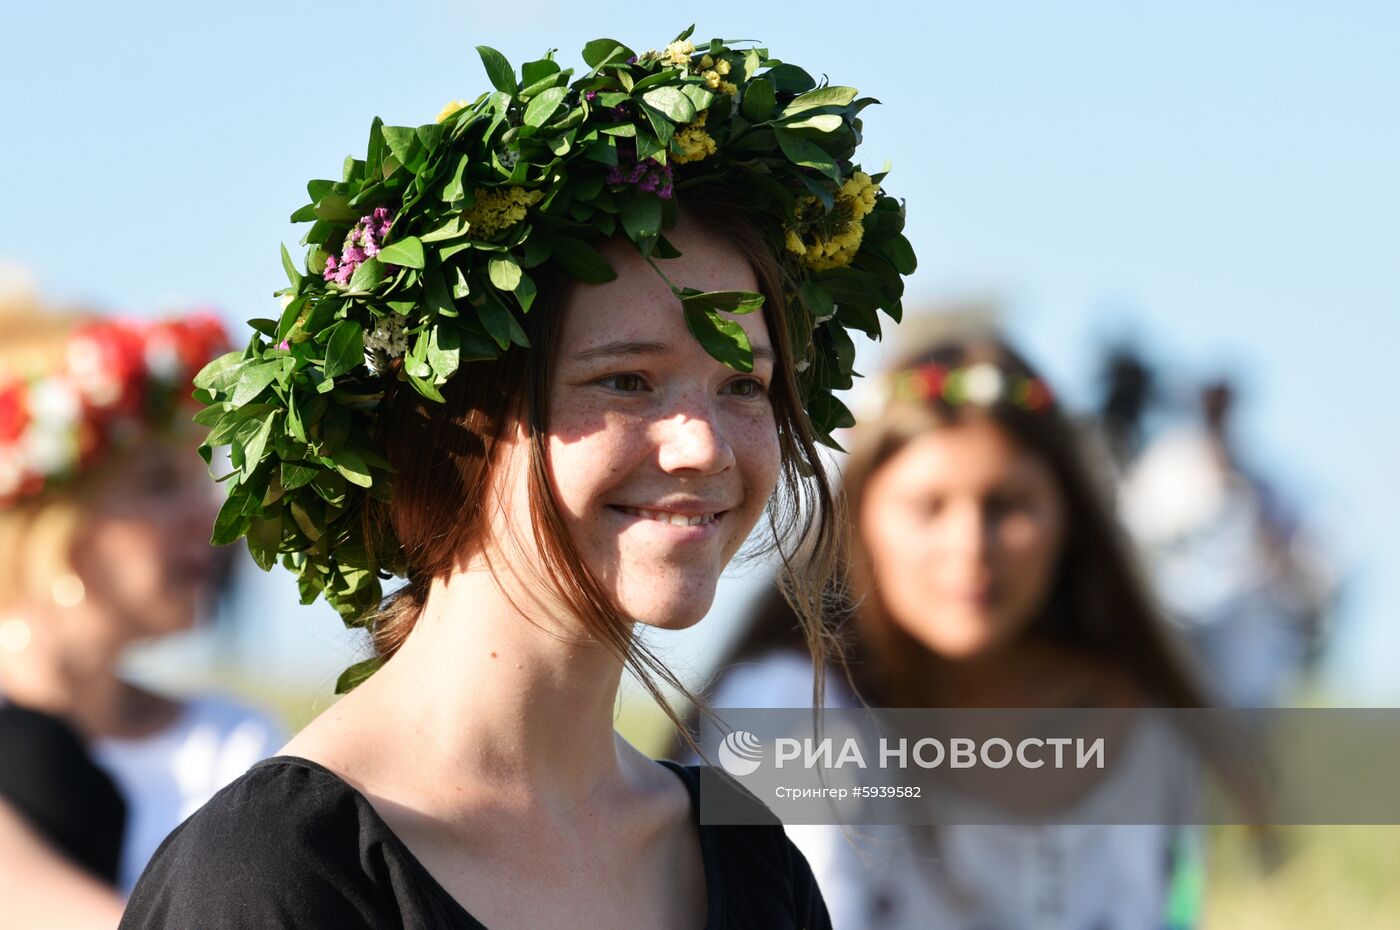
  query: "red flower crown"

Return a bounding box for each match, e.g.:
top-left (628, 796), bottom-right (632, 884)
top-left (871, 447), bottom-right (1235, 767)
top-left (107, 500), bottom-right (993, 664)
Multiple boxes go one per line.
top-left (0, 312), bottom-right (229, 507)
top-left (856, 360), bottom-right (1055, 421)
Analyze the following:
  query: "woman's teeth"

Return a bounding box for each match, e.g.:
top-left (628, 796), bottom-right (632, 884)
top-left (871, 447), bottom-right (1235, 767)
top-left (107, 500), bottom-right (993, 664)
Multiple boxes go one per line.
top-left (618, 506), bottom-right (717, 527)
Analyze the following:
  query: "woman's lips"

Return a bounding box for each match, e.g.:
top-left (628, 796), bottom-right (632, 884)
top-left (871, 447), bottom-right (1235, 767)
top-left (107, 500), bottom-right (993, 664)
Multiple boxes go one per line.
top-left (607, 505), bottom-right (728, 539)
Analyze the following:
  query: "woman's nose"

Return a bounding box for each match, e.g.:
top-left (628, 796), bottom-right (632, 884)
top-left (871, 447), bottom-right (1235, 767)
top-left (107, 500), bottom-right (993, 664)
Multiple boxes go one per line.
top-left (654, 406), bottom-right (736, 476)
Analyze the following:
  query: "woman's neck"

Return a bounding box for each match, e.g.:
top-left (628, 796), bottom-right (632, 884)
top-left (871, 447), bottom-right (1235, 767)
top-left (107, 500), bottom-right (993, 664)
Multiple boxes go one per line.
top-left (327, 562), bottom-right (635, 814)
top-left (916, 637), bottom-right (1106, 709)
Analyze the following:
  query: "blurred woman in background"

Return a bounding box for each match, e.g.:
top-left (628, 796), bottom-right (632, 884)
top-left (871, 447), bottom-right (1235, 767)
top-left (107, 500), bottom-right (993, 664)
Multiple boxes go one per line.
top-left (0, 298), bottom-right (284, 924)
top-left (690, 334), bottom-right (1217, 929)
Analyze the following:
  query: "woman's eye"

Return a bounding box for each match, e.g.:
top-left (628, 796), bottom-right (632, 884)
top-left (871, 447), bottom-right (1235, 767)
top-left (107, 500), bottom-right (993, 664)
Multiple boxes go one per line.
top-left (600, 373), bottom-right (647, 393)
top-left (723, 378), bottom-right (767, 397)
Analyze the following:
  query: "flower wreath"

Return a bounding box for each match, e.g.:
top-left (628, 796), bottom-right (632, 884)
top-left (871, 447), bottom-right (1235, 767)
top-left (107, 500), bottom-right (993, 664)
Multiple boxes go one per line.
top-left (855, 361), bottom-right (1055, 420)
top-left (192, 27), bottom-right (917, 630)
top-left (0, 313), bottom-right (228, 507)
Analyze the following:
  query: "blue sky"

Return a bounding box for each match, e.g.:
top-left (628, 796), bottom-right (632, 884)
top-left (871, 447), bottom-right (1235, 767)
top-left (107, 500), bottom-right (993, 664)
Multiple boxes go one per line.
top-left (5, 2), bottom-right (1396, 700)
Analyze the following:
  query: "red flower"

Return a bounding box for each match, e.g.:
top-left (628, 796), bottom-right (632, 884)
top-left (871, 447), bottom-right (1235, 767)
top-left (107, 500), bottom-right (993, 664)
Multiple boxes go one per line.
top-left (0, 382), bottom-right (29, 444)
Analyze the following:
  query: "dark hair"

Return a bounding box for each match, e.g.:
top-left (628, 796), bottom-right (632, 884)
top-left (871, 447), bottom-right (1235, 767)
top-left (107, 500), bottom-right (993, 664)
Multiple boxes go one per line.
top-left (360, 182), bottom-right (843, 743)
top-left (711, 333), bottom-right (1210, 711)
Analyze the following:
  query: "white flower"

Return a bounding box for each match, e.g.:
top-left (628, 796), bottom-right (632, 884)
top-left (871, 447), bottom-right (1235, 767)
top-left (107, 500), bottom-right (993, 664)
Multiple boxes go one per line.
top-left (363, 314), bottom-right (409, 372)
top-left (144, 336), bottom-right (183, 381)
top-left (27, 379), bottom-right (80, 428)
top-left (963, 363), bottom-right (1004, 406)
top-left (66, 340), bottom-right (123, 407)
top-left (21, 427), bottom-right (75, 476)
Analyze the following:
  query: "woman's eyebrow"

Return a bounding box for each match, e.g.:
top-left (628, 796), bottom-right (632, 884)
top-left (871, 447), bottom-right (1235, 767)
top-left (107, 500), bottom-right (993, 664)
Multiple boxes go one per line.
top-left (570, 340), bottom-right (776, 363)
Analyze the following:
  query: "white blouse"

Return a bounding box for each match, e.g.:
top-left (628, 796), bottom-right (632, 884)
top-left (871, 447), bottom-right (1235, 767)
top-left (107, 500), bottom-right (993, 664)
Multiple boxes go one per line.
top-left (92, 695), bottom-right (284, 893)
top-left (706, 651), bottom-right (1197, 930)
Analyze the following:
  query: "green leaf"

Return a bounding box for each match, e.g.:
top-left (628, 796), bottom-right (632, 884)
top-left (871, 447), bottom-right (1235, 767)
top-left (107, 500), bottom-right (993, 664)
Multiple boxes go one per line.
top-left (281, 460), bottom-right (319, 490)
top-left (631, 68), bottom-right (682, 94)
top-left (407, 372), bottom-right (445, 402)
top-left (619, 194), bottom-right (662, 252)
top-left (582, 38), bottom-right (634, 69)
top-left (773, 129), bottom-right (840, 181)
top-left (741, 78), bottom-right (776, 122)
top-left (381, 126), bottom-right (420, 166)
top-left (634, 130), bottom-right (666, 163)
top-left (230, 361), bottom-right (282, 407)
top-left (521, 57), bottom-right (561, 87)
top-left (476, 46), bottom-right (516, 94)
top-left (677, 84), bottom-right (716, 112)
top-left (241, 412), bottom-right (276, 473)
top-left (640, 103), bottom-right (676, 147)
top-left (683, 304), bottom-right (753, 373)
top-left (881, 234), bottom-right (917, 275)
top-left (779, 113), bottom-right (845, 134)
top-left (376, 236), bottom-right (425, 269)
top-left (247, 513), bottom-right (282, 571)
top-left (193, 351), bottom-right (243, 392)
top-left (544, 234), bottom-right (616, 284)
top-left (681, 289), bottom-right (765, 315)
top-left (313, 193), bottom-right (359, 224)
top-left (211, 494), bottom-right (250, 546)
top-left (476, 295), bottom-right (515, 350)
top-left (276, 296), bottom-right (306, 341)
top-left (488, 256), bottom-right (522, 291)
top-left (640, 86), bottom-right (696, 123)
top-left (427, 324), bottom-right (461, 378)
top-left (514, 272), bottom-right (537, 312)
top-left (423, 263), bottom-right (457, 315)
top-left (523, 86), bottom-right (567, 127)
top-left (335, 655), bottom-right (385, 694)
top-left (784, 86), bottom-right (858, 114)
top-left (763, 63), bottom-right (816, 94)
top-left (347, 256), bottom-right (388, 293)
top-left (331, 445), bottom-right (374, 488)
top-left (280, 244), bottom-right (303, 288)
top-left (323, 320), bottom-right (364, 379)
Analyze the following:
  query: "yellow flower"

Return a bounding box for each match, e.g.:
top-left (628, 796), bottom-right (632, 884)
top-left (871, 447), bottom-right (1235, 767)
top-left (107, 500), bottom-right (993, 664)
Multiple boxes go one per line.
top-left (698, 54), bottom-right (715, 70)
top-left (662, 40), bottom-right (695, 68)
top-left (783, 171), bottom-right (880, 271)
top-left (715, 59), bottom-right (731, 76)
top-left (462, 187), bottom-right (545, 237)
top-left (671, 110), bottom-right (717, 165)
top-left (718, 80), bottom-right (739, 97)
top-left (702, 70), bottom-right (721, 89)
top-left (436, 99), bottom-right (469, 124)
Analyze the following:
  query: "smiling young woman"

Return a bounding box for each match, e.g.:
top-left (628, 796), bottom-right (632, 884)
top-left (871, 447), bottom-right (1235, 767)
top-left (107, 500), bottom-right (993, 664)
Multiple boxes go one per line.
top-left (122, 201), bottom-right (831, 930)
top-left (120, 27), bottom-right (918, 924)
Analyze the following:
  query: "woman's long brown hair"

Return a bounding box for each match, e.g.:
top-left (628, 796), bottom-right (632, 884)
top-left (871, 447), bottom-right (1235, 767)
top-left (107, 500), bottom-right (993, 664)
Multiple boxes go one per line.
top-left (701, 334), bottom-right (1213, 711)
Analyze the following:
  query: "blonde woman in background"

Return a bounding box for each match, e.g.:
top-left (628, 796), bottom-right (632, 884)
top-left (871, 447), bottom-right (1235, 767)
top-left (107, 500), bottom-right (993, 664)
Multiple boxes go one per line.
top-left (0, 297), bottom-right (284, 925)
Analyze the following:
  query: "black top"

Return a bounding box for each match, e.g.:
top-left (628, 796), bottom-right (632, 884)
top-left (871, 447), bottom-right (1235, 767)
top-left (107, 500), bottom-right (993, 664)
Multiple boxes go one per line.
top-left (120, 755), bottom-right (830, 929)
top-left (0, 701), bottom-right (127, 883)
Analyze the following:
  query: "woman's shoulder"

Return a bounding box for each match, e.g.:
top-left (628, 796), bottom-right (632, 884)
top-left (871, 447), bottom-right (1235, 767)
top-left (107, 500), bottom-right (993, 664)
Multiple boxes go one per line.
top-left (120, 756), bottom-right (439, 929)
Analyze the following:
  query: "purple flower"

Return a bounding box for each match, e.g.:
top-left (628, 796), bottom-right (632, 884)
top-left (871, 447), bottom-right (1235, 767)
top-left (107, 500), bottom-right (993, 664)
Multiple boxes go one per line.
top-left (584, 90), bottom-right (599, 102)
top-left (607, 143), bottom-right (674, 200)
top-left (322, 206), bottom-right (399, 287)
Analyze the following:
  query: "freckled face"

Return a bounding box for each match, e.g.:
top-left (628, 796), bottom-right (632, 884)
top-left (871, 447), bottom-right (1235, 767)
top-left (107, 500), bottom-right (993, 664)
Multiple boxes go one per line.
top-left (537, 220), bottom-right (782, 629)
top-left (858, 419), bottom-right (1067, 659)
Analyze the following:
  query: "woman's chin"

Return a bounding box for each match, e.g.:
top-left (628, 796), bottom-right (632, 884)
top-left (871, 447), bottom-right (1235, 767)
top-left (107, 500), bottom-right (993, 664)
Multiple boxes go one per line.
top-left (623, 594), bottom-right (714, 631)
